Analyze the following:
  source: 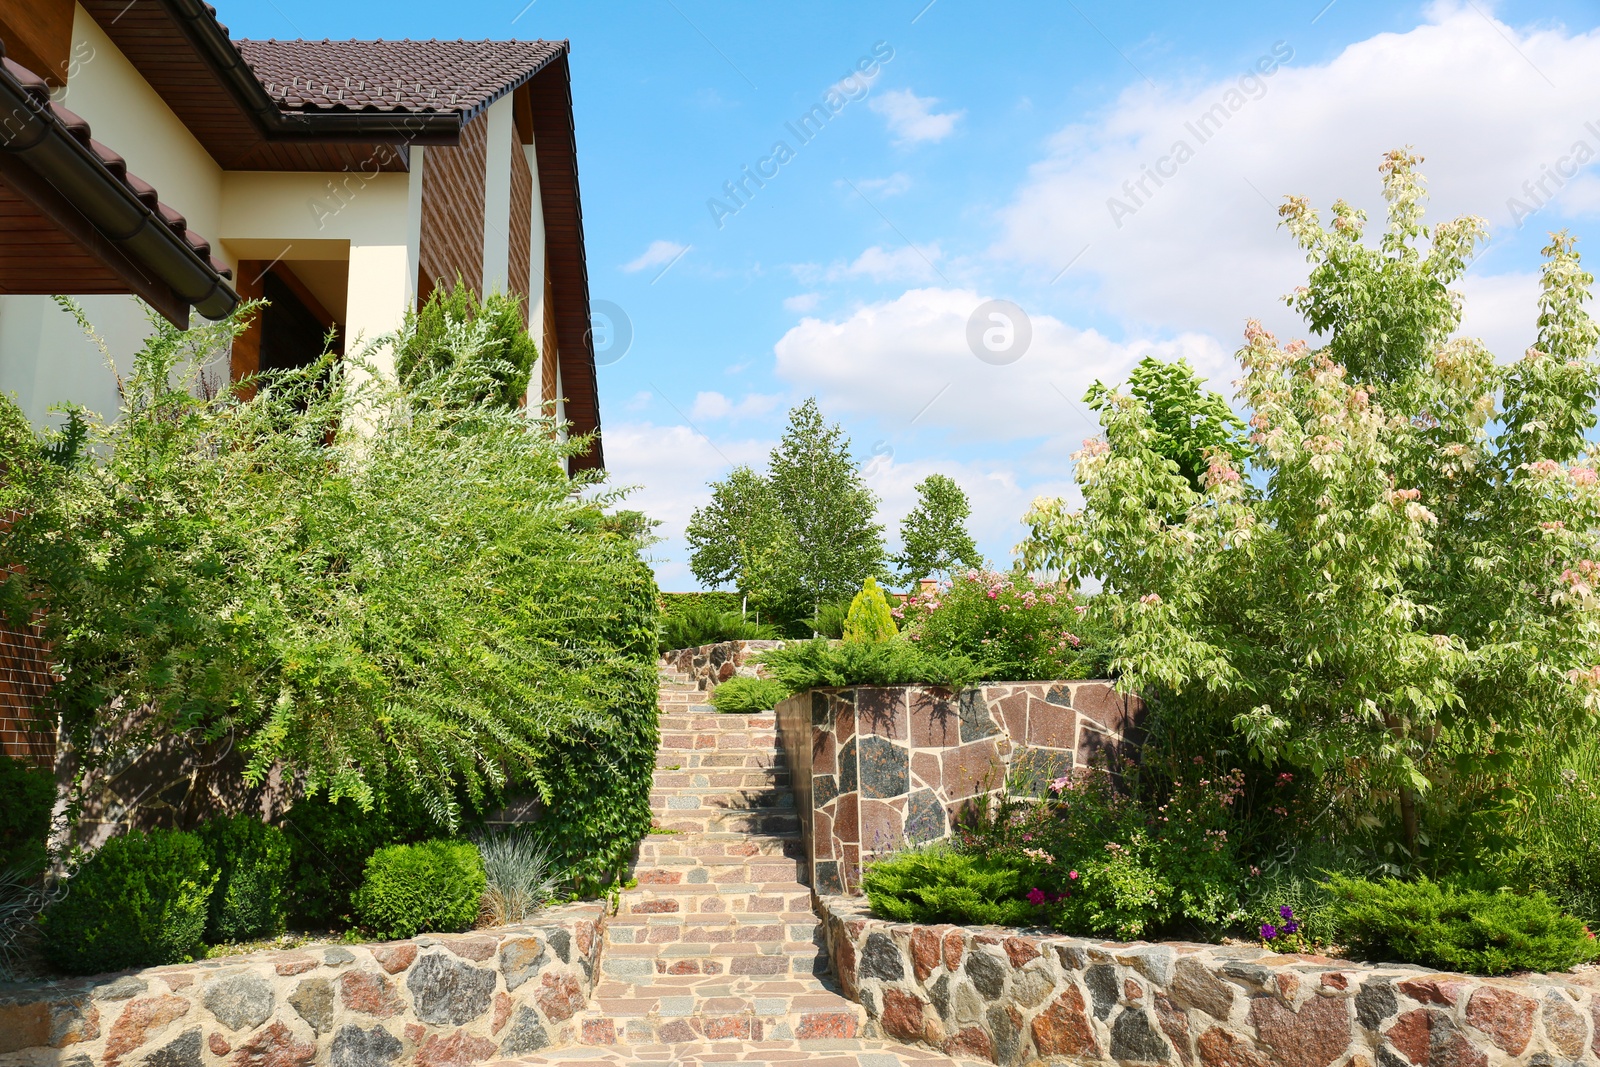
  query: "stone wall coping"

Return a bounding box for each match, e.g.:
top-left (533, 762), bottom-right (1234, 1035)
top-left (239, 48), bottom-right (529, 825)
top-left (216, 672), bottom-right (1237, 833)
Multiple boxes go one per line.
top-left (816, 893), bottom-right (1600, 1066)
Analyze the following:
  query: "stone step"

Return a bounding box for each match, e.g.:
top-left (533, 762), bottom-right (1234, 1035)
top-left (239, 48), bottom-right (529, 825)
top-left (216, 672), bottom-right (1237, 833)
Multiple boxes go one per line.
top-left (600, 940), bottom-right (826, 981)
top-left (654, 750), bottom-right (788, 771)
top-left (649, 788), bottom-right (795, 813)
top-left (657, 728), bottom-right (780, 753)
top-left (651, 768), bottom-right (791, 790)
top-left (651, 809), bottom-right (801, 834)
top-left (658, 710), bottom-right (777, 727)
top-left (619, 883), bottom-right (813, 915)
top-left (634, 831), bottom-right (803, 863)
top-left (632, 856), bottom-right (806, 885)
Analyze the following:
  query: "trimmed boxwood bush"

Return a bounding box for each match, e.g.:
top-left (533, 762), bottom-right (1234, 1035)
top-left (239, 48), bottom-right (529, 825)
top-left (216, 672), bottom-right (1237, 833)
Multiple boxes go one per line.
top-left (1327, 875), bottom-right (1600, 975)
top-left (197, 814), bottom-right (290, 943)
top-left (0, 754), bottom-right (54, 875)
top-left (863, 846), bottom-right (1038, 927)
top-left (40, 828), bottom-right (215, 974)
top-left (353, 839), bottom-right (485, 939)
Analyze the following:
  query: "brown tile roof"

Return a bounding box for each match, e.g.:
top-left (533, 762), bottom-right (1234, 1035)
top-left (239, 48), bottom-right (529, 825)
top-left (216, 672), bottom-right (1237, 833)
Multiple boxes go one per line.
top-left (1, 55), bottom-right (233, 282)
top-left (235, 39), bottom-right (567, 120)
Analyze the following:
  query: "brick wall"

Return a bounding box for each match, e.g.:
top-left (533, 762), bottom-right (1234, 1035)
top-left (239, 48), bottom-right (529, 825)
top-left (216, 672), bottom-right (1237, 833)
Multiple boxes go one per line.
top-left (0, 618), bottom-right (55, 763)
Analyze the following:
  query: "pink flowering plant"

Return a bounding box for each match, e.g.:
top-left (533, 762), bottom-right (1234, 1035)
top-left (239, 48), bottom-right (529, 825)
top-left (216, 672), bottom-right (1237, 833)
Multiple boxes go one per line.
top-left (896, 569), bottom-right (1109, 681)
top-left (1019, 150), bottom-right (1600, 866)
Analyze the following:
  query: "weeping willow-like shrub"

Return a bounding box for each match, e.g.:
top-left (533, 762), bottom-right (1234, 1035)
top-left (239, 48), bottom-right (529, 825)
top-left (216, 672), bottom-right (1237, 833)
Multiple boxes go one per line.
top-left (0, 300), bottom-right (657, 890)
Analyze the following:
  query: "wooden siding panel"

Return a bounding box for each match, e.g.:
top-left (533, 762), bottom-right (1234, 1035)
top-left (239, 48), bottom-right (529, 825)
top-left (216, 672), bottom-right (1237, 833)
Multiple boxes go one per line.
top-left (508, 124), bottom-right (533, 330)
top-left (417, 111), bottom-right (487, 305)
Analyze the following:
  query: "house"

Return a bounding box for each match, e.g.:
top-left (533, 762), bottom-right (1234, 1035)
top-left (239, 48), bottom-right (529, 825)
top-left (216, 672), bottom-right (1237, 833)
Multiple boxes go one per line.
top-left (0, 0), bottom-right (602, 472)
top-left (0, 0), bottom-right (604, 763)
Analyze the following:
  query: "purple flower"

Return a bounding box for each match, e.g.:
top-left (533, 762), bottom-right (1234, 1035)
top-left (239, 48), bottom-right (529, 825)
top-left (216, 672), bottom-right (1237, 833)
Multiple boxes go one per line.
top-left (1260, 924), bottom-right (1278, 940)
top-left (1282, 921), bottom-right (1300, 935)
top-left (1278, 905), bottom-right (1295, 920)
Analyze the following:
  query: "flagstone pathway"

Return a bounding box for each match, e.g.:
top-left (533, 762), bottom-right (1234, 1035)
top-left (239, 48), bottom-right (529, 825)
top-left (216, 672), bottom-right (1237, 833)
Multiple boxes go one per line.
top-left (500, 667), bottom-right (984, 1067)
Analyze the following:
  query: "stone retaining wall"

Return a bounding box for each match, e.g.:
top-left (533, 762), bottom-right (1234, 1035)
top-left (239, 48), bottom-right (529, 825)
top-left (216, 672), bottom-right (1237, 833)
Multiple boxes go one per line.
top-left (0, 902), bottom-right (605, 1067)
top-left (818, 894), bottom-right (1600, 1067)
top-left (774, 682), bottom-right (1143, 895)
top-left (660, 640), bottom-right (784, 691)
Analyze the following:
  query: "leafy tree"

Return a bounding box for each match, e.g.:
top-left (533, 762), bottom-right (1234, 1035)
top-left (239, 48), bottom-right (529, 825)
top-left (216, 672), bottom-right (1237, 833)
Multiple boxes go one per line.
top-left (767, 398), bottom-right (885, 612)
top-left (892, 474), bottom-right (981, 584)
top-left (1088, 357), bottom-right (1246, 491)
top-left (686, 399), bottom-right (884, 620)
top-left (1020, 150), bottom-right (1600, 862)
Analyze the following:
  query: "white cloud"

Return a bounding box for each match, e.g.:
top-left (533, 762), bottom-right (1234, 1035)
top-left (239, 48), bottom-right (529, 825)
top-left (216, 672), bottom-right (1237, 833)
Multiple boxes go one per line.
top-left (622, 240), bottom-right (688, 273)
top-left (601, 421), bottom-right (771, 590)
top-left (625, 390), bottom-right (652, 411)
top-left (870, 88), bottom-right (964, 145)
top-left (994, 4), bottom-right (1600, 350)
top-left (773, 286), bottom-right (1228, 442)
top-left (690, 391), bottom-right (782, 421)
top-left (854, 172), bottom-right (913, 197)
top-left (835, 244), bottom-right (943, 283)
top-left (784, 292), bottom-right (823, 313)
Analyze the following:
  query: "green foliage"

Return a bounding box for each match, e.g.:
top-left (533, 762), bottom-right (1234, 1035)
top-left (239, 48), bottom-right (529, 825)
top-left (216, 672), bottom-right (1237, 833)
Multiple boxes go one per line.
top-left (863, 846), bottom-right (1039, 926)
top-left (805, 601), bottom-right (851, 639)
top-left (842, 577), bottom-right (897, 644)
top-left (395, 279), bottom-right (538, 409)
top-left (708, 676), bottom-right (791, 713)
top-left (1088, 357), bottom-right (1247, 492)
top-left (353, 839), bottom-right (486, 940)
top-left (658, 598), bottom-right (779, 654)
top-left (0, 304), bottom-right (658, 889)
top-left (0, 755), bottom-right (54, 876)
top-left (899, 571), bottom-right (1109, 681)
top-left (892, 474), bottom-right (981, 583)
top-left (687, 400), bottom-right (884, 624)
top-left (1325, 875), bottom-right (1599, 975)
top-left (1497, 735), bottom-right (1600, 926)
top-left (196, 815), bottom-right (290, 943)
top-left (41, 829), bottom-right (215, 974)
top-left (756, 637), bottom-right (979, 691)
top-left (278, 786), bottom-right (449, 927)
top-left (1020, 150), bottom-right (1600, 864)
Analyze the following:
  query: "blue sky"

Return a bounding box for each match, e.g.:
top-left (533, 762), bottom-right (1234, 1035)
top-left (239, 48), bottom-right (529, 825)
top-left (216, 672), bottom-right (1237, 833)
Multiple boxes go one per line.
top-left (226, 0), bottom-right (1600, 589)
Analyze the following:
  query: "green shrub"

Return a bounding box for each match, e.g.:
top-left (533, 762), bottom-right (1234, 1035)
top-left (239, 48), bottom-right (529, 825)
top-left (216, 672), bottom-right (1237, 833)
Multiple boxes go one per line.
top-left (708, 677), bottom-right (791, 713)
top-left (805, 601), bottom-right (850, 639)
top-left (0, 755), bottom-right (54, 875)
top-left (0, 302), bottom-right (659, 893)
top-left (353, 839), bottom-right (485, 940)
top-left (863, 846), bottom-right (1039, 926)
top-left (279, 785), bottom-right (451, 927)
top-left (40, 829), bottom-right (214, 974)
top-left (196, 815), bottom-right (290, 943)
top-left (756, 636), bottom-right (978, 691)
top-left (395, 279), bottom-right (537, 409)
top-left (1326, 875), bottom-right (1600, 975)
top-left (658, 598), bottom-right (779, 654)
top-left (899, 571), bottom-right (1110, 681)
top-left (843, 578), bottom-right (897, 644)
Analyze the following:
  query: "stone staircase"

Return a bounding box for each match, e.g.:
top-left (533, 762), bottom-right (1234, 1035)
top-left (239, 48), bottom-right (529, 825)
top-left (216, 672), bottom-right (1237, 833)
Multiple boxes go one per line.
top-left (502, 666), bottom-right (983, 1067)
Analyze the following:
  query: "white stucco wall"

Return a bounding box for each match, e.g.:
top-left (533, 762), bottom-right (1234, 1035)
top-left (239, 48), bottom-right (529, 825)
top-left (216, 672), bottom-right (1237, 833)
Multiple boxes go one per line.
top-left (481, 96), bottom-right (515, 295)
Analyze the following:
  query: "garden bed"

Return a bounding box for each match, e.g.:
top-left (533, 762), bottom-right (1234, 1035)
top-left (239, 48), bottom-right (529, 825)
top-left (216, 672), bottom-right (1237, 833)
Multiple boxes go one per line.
top-left (0, 902), bottom-right (605, 1066)
top-left (818, 894), bottom-right (1600, 1067)
top-left (774, 681), bottom-right (1142, 895)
